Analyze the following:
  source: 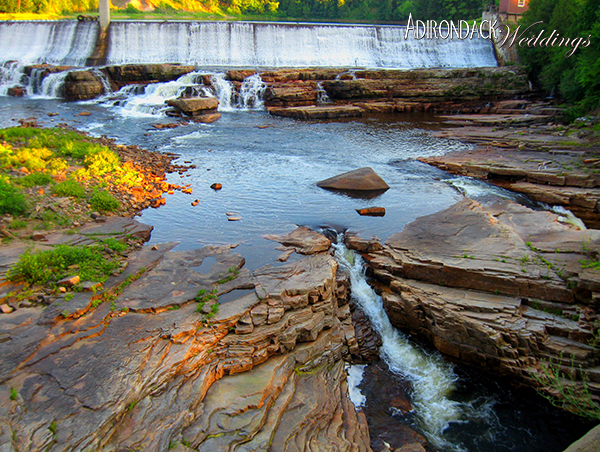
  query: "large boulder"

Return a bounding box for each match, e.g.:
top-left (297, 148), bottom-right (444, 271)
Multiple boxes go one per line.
top-left (317, 167), bottom-right (390, 192)
top-left (166, 97), bottom-right (219, 116)
top-left (61, 70), bottom-right (106, 101)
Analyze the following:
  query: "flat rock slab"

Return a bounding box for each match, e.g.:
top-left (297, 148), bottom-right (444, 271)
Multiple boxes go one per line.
top-left (264, 226), bottom-right (331, 255)
top-left (268, 105), bottom-right (364, 120)
top-left (383, 199), bottom-right (573, 303)
top-left (317, 167), bottom-right (390, 192)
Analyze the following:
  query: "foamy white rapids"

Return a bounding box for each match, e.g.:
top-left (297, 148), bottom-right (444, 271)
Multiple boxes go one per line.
top-left (97, 71), bottom-right (266, 117)
top-left (346, 364), bottom-right (367, 408)
top-left (107, 21), bottom-right (497, 69)
top-left (333, 242), bottom-right (464, 450)
top-left (544, 203), bottom-right (587, 230)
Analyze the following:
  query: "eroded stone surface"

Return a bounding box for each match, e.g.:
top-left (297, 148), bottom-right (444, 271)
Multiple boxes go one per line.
top-left (0, 240), bottom-right (373, 451)
top-left (317, 167), bottom-right (390, 192)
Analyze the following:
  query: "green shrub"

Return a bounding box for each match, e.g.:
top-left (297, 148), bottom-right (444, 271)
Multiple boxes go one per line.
top-left (89, 189), bottom-right (120, 212)
top-left (52, 179), bottom-right (86, 198)
top-left (20, 172), bottom-right (53, 187)
top-left (102, 238), bottom-right (127, 252)
top-left (0, 180), bottom-right (28, 215)
top-left (8, 244), bottom-right (120, 285)
top-left (9, 219), bottom-right (27, 229)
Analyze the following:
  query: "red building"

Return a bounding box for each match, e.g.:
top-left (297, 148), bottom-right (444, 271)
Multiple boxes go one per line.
top-left (499, 0), bottom-right (529, 19)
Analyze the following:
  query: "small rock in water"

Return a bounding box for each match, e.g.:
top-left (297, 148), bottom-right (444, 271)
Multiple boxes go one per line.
top-left (210, 183), bottom-right (222, 190)
top-left (356, 207), bottom-right (386, 217)
top-left (191, 200), bottom-right (199, 206)
top-left (225, 212), bottom-right (239, 217)
top-left (79, 111), bottom-right (91, 116)
top-left (228, 216), bottom-right (242, 221)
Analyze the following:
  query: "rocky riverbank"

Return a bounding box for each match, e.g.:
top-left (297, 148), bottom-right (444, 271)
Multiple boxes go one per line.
top-left (0, 222), bottom-right (383, 451)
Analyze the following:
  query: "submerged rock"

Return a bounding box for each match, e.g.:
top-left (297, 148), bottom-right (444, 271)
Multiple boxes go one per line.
top-left (317, 167), bottom-right (390, 192)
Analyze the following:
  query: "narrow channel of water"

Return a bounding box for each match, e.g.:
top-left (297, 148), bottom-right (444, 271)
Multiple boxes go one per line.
top-left (335, 241), bottom-right (594, 452)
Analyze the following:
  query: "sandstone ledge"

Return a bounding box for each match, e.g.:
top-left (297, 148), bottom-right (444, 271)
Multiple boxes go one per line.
top-left (360, 199), bottom-right (600, 409)
top-left (0, 227), bottom-right (377, 451)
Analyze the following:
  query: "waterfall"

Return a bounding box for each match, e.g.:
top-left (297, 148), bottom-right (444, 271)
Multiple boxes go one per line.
top-left (0, 21), bottom-right (99, 95)
top-left (107, 21), bottom-right (497, 69)
top-left (97, 71), bottom-right (266, 117)
top-left (333, 241), bottom-right (466, 451)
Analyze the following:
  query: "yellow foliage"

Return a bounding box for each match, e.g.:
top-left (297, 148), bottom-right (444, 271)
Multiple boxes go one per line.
top-left (84, 149), bottom-right (120, 176)
top-left (12, 147), bottom-right (53, 171)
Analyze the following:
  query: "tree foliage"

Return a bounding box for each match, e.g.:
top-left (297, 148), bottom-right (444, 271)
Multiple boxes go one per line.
top-left (0, 0), bottom-right (487, 21)
top-left (518, 0), bottom-right (600, 118)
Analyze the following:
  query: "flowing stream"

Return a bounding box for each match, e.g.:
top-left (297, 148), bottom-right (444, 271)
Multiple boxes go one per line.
top-left (334, 241), bottom-right (464, 450)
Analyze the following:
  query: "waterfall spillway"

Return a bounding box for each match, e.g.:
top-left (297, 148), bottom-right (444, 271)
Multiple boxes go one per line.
top-left (333, 241), bottom-right (466, 450)
top-left (0, 21), bottom-right (98, 66)
top-left (0, 21), bottom-right (99, 96)
top-left (106, 21), bottom-right (497, 69)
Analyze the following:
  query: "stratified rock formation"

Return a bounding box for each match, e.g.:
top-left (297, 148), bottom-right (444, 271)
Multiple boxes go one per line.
top-left (354, 199), bottom-right (600, 409)
top-left (32, 65), bottom-right (531, 119)
top-left (420, 146), bottom-right (600, 228)
top-left (0, 227), bottom-right (374, 452)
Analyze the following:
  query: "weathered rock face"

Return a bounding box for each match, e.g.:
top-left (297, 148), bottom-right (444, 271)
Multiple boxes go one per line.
top-left (317, 167), bottom-right (390, 192)
top-left (420, 147), bottom-right (600, 228)
top-left (0, 228), bottom-right (374, 451)
top-left (61, 70), bottom-right (107, 101)
top-left (361, 199), bottom-right (600, 408)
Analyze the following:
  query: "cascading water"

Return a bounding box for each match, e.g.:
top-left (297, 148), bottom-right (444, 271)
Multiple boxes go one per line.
top-left (107, 21), bottom-right (497, 69)
top-left (333, 240), bottom-right (467, 451)
top-left (94, 71), bottom-right (266, 116)
top-left (0, 21), bottom-right (99, 95)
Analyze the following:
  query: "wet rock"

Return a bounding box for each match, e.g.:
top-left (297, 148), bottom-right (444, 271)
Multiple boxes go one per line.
top-left (192, 112), bottom-right (221, 123)
top-left (269, 104), bottom-right (364, 120)
top-left (210, 183), bottom-right (222, 190)
top-left (264, 84), bottom-right (318, 107)
top-left (226, 69), bottom-right (256, 82)
top-left (166, 97), bottom-right (219, 116)
top-left (264, 226), bottom-right (331, 254)
top-left (18, 117), bottom-right (37, 128)
top-left (103, 64), bottom-right (196, 87)
top-left (227, 216), bottom-right (242, 221)
top-left (317, 167), bottom-right (390, 192)
top-left (356, 207), bottom-right (386, 216)
top-left (7, 86), bottom-right (25, 97)
top-left (345, 234), bottom-right (383, 253)
top-left (62, 70), bottom-right (107, 101)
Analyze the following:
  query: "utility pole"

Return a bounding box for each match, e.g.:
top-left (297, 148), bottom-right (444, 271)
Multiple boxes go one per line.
top-left (99, 0), bottom-right (110, 29)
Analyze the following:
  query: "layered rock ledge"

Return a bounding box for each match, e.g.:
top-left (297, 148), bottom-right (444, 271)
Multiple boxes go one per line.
top-left (0, 226), bottom-right (377, 451)
top-left (19, 65), bottom-right (532, 120)
top-left (352, 199), bottom-right (600, 410)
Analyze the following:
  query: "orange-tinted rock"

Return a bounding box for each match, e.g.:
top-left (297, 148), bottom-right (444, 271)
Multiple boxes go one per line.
top-left (166, 97), bottom-right (219, 116)
top-left (356, 207), bottom-right (385, 216)
top-left (58, 275), bottom-right (80, 287)
top-left (7, 86), bottom-right (25, 97)
top-left (210, 183), bottom-right (222, 190)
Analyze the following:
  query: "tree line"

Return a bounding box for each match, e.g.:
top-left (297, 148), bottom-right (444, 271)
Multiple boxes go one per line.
top-left (0, 0), bottom-right (488, 21)
top-left (517, 0), bottom-right (599, 119)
